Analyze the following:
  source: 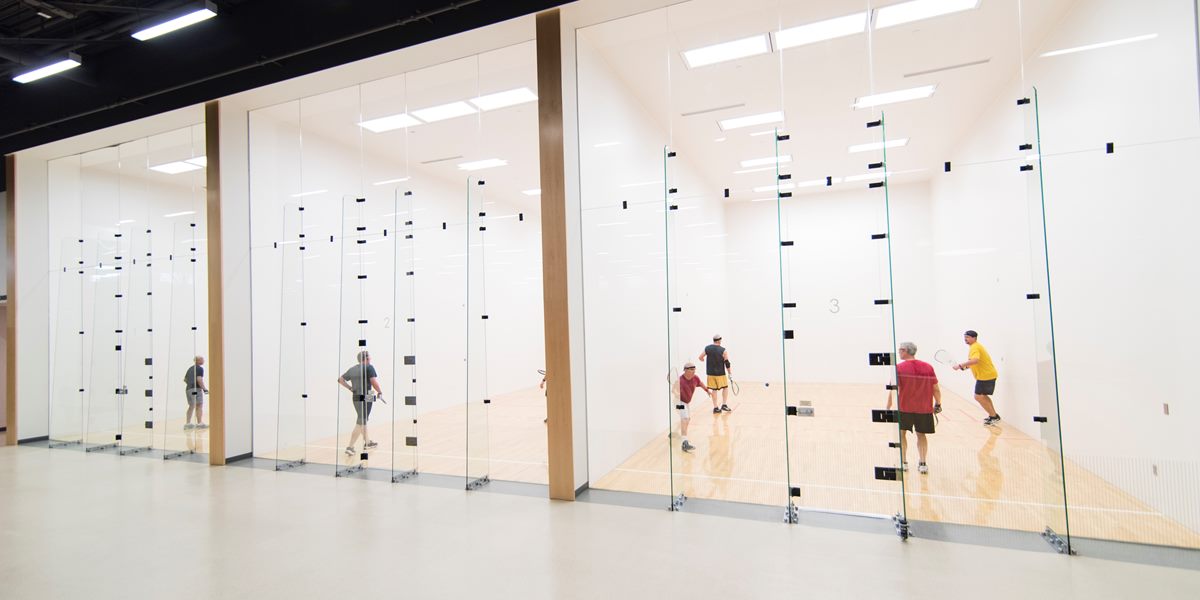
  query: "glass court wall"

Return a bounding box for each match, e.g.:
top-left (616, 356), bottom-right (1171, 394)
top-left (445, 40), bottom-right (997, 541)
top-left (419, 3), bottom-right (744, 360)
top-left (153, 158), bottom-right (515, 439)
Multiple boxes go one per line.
top-left (249, 42), bottom-right (547, 487)
top-left (577, 0), bottom-right (1200, 551)
top-left (46, 124), bottom-right (210, 460)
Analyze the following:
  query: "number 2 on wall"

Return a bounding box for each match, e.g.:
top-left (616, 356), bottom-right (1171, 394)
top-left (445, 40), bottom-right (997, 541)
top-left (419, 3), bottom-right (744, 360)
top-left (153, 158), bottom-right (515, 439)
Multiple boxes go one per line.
top-left (383, 317), bottom-right (391, 328)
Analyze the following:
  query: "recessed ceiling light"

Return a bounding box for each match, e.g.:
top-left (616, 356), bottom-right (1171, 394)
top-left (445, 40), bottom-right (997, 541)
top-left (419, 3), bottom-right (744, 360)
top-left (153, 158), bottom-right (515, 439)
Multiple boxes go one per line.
top-left (359, 113), bottom-right (423, 133)
top-left (290, 189), bottom-right (328, 198)
top-left (775, 12), bottom-right (867, 49)
top-left (714, 137), bottom-right (727, 143)
top-left (413, 101), bottom-right (477, 123)
top-left (740, 155), bottom-right (792, 168)
top-left (522, 188), bottom-right (542, 196)
top-left (718, 111), bottom-right (785, 131)
top-left (682, 34), bottom-right (771, 69)
top-left (748, 129), bottom-right (777, 137)
top-left (874, 0), bottom-right (980, 30)
top-left (149, 161), bottom-right (202, 175)
top-left (185, 156), bottom-right (207, 167)
top-left (853, 85), bottom-right (936, 109)
top-left (593, 141), bottom-right (621, 148)
top-left (470, 87), bottom-right (537, 111)
top-left (372, 177), bottom-right (411, 186)
top-left (132, 2), bottom-right (217, 41)
top-left (457, 158), bottom-right (507, 171)
top-left (36, 11), bottom-right (52, 19)
top-left (163, 211), bottom-right (196, 218)
top-left (13, 54), bottom-right (81, 84)
top-left (848, 138), bottom-right (909, 153)
top-left (1040, 33), bottom-right (1157, 58)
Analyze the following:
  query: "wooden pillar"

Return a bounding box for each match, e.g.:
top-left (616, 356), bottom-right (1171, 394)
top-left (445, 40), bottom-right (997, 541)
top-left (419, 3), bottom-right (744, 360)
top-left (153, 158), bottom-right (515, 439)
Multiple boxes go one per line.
top-left (4, 154), bottom-right (14, 446)
top-left (537, 9), bottom-right (575, 501)
top-left (205, 101), bottom-right (226, 465)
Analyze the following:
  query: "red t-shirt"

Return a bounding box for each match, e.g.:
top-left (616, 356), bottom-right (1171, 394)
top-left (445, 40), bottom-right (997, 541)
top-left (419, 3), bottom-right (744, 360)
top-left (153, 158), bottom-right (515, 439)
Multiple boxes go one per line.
top-left (896, 359), bottom-right (937, 414)
top-left (679, 374), bottom-right (708, 404)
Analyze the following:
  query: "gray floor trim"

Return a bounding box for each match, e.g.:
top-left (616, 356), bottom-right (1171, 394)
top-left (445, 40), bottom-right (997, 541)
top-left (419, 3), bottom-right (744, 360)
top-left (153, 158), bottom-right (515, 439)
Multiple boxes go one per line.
top-left (228, 457), bottom-right (549, 498)
top-left (1070, 537), bottom-right (1200, 571)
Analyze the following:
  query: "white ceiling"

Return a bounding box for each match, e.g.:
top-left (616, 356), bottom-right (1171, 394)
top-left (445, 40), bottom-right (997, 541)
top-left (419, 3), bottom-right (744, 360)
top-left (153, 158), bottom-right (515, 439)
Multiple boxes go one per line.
top-left (581, 0), bottom-right (1077, 200)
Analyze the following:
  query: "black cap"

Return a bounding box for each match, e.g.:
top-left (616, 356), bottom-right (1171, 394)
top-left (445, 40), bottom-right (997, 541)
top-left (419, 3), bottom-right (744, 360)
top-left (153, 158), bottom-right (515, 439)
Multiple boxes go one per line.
top-left (964, 330), bottom-right (978, 338)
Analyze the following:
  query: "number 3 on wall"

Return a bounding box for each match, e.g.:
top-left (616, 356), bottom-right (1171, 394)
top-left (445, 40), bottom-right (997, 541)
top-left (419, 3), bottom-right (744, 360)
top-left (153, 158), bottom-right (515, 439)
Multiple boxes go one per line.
top-left (829, 298), bottom-right (840, 314)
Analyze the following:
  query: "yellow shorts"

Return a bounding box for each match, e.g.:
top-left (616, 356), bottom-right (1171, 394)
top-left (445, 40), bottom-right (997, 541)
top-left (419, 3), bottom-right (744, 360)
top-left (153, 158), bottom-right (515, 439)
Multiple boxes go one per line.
top-left (707, 375), bottom-right (728, 390)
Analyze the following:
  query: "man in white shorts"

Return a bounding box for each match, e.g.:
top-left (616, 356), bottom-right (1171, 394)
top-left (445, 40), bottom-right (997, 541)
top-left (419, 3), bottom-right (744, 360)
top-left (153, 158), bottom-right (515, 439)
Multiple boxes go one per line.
top-left (675, 362), bottom-right (714, 453)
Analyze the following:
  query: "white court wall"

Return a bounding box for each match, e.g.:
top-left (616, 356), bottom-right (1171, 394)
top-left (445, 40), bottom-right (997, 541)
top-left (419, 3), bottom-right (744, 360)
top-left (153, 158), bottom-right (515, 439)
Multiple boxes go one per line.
top-left (576, 27), bottom-right (730, 484)
top-left (928, 0), bottom-right (1200, 532)
top-left (725, 183), bottom-right (936, 387)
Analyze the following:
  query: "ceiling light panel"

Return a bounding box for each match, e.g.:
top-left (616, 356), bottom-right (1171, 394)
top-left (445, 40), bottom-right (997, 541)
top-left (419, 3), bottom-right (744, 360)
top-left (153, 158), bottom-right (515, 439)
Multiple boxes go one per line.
top-left (848, 138), bottom-right (909, 153)
top-left (740, 155), bottom-right (792, 168)
top-left (457, 158), bottom-right (508, 171)
top-left (470, 87), bottom-right (537, 111)
top-left (412, 101), bottom-right (477, 123)
top-left (359, 113), bottom-right (423, 133)
top-left (13, 55), bottom-right (81, 83)
top-left (853, 85), bottom-right (936, 109)
top-left (132, 2), bottom-right (218, 41)
top-left (149, 161), bottom-right (202, 175)
top-left (874, 0), bottom-right (980, 30)
top-left (1040, 33), bottom-right (1158, 58)
top-left (775, 12), bottom-right (867, 49)
top-left (682, 34), bottom-right (771, 69)
top-left (185, 156), bottom-right (207, 167)
top-left (718, 111), bottom-right (785, 131)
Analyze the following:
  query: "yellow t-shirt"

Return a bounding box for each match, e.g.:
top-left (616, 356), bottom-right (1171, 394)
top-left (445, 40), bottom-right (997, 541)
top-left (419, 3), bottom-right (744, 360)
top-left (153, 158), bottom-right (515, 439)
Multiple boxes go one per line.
top-left (968, 342), bottom-right (998, 381)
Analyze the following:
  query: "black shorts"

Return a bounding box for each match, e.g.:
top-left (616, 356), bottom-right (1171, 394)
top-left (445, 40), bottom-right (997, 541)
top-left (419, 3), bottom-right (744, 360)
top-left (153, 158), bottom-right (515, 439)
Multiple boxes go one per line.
top-left (974, 379), bottom-right (997, 395)
top-left (352, 399), bottom-right (373, 425)
top-left (899, 412), bottom-right (935, 434)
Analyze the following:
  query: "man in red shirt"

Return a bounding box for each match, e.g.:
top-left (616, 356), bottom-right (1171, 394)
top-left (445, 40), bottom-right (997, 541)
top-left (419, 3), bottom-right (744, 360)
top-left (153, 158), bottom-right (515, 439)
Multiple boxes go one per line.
top-left (675, 362), bottom-right (714, 453)
top-left (886, 342), bottom-right (941, 474)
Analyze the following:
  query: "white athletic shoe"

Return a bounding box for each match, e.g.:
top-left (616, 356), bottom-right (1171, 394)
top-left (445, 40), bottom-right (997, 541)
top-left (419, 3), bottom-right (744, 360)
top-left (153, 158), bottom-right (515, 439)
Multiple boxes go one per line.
top-left (196, 423), bottom-right (209, 430)
top-left (183, 423), bottom-right (195, 430)
top-left (918, 462), bottom-right (928, 474)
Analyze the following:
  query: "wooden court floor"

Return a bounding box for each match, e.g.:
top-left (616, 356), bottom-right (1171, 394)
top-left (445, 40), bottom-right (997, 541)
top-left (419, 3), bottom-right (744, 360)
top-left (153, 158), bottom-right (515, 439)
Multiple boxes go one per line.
top-left (592, 382), bottom-right (1200, 549)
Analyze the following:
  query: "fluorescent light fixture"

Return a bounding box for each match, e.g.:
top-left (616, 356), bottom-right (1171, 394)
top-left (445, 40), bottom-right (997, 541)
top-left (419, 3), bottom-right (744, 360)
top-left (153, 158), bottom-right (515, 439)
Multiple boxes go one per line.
top-left (874, 0), bottom-right (980, 30)
top-left (13, 54), bottom-right (81, 84)
top-left (853, 85), bottom-right (936, 109)
top-left (412, 101), bottom-right (477, 123)
top-left (593, 141), bottom-right (621, 148)
top-left (740, 155), bottom-right (792, 168)
top-left (116, 219), bottom-right (136, 225)
top-left (185, 156), bottom-right (207, 167)
top-left (457, 158), bottom-right (507, 171)
top-left (522, 188), bottom-right (542, 196)
top-left (749, 129), bottom-right (777, 137)
top-left (359, 113), bottom-right (423, 133)
top-left (714, 137), bottom-right (727, 142)
top-left (290, 189), bottom-right (327, 198)
top-left (470, 87), bottom-right (537, 111)
top-left (36, 11), bottom-right (51, 19)
top-left (372, 177), bottom-right (411, 186)
top-left (149, 161), bottom-right (202, 175)
top-left (163, 211), bottom-right (195, 218)
top-left (753, 183), bottom-right (795, 193)
top-left (718, 111), bottom-right (784, 131)
top-left (848, 138), bottom-right (909, 153)
top-left (132, 2), bottom-right (217, 41)
top-left (1041, 33), bottom-right (1157, 58)
top-left (775, 12), bottom-right (867, 49)
top-left (682, 34), bottom-right (771, 69)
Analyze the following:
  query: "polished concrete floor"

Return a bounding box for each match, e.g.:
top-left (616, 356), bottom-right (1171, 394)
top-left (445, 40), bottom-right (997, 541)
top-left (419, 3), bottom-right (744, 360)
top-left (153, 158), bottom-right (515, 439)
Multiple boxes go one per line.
top-left (1, 445), bottom-right (1198, 600)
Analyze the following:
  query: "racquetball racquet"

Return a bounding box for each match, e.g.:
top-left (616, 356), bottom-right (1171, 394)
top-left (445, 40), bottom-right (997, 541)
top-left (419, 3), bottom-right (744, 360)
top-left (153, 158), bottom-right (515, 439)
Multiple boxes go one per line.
top-left (933, 349), bottom-right (958, 368)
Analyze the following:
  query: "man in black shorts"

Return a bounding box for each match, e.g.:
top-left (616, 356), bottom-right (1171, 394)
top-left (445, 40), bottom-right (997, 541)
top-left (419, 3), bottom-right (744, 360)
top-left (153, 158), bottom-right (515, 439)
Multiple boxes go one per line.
top-left (183, 355), bottom-right (209, 430)
top-left (338, 350), bottom-right (384, 457)
top-left (698, 334), bottom-right (731, 414)
top-left (886, 342), bottom-right (941, 474)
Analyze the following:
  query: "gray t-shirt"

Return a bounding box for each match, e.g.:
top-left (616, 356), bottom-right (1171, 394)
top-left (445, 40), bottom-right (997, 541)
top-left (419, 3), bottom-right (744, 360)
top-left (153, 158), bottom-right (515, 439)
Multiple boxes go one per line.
top-left (342, 364), bottom-right (378, 400)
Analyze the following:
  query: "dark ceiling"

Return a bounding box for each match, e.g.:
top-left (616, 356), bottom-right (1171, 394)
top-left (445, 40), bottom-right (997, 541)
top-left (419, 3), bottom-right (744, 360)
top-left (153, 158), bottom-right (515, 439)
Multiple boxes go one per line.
top-left (0, 0), bottom-right (568, 189)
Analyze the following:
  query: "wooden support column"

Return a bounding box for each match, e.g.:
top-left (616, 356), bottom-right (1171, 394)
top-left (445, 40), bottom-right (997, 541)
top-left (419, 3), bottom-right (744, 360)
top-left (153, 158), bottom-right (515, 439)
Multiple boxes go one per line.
top-left (4, 154), bottom-right (15, 446)
top-left (537, 9), bottom-right (575, 501)
top-left (205, 101), bottom-right (226, 465)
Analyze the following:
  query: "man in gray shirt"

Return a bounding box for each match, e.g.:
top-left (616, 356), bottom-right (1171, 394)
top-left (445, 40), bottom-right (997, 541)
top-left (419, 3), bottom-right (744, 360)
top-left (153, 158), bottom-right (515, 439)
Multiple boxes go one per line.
top-left (183, 356), bottom-right (209, 430)
top-left (337, 350), bottom-right (384, 456)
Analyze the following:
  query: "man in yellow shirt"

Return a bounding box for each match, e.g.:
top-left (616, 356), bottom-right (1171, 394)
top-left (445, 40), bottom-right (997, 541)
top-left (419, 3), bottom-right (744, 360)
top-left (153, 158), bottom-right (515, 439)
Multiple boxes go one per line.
top-left (952, 330), bottom-right (1001, 426)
